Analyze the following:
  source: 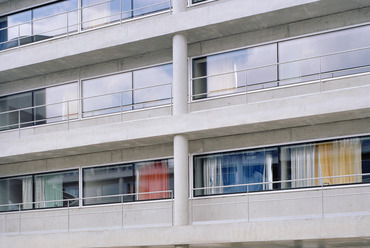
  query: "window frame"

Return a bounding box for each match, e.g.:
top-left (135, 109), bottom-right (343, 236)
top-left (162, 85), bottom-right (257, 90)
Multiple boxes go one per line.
top-left (189, 23), bottom-right (370, 102)
top-left (191, 134), bottom-right (370, 198)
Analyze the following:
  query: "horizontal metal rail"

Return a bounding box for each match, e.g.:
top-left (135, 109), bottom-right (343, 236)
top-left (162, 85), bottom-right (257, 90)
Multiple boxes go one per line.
top-left (0, 0), bottom-right (172, 50)
top-left (192, 172), bottom-right (370, 192)
top-left (0, 82), bottom-right (173, 133)
top-left (191, 45), bottom-right (370, 99)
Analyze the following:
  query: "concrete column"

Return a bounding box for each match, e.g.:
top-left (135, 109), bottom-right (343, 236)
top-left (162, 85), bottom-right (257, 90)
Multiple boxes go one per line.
top-left (174, 134), bottom-right (189, 226)
top-left (172, 0), bottom-right (187, 14)
top-left (172, 33), bottom-right (188, 115)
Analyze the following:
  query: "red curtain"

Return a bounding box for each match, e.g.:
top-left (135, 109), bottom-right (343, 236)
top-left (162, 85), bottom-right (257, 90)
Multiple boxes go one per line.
top-left (138, 161), bottom-right (170, 200)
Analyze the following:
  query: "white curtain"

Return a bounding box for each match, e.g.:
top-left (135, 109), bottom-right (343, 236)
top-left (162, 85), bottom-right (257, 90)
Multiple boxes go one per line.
top-left (290, 145), bottom-right (316, 188)
top-left (207, 56), bottom-right (237, 97)
top-left (263, 154), bottom-right (273, 190)
top-left (22, 177), bottom-right (33, 209)
top-left (203, 157), bottom-right (223, 195)
top-left (35, 174), bottom-right (63, 208)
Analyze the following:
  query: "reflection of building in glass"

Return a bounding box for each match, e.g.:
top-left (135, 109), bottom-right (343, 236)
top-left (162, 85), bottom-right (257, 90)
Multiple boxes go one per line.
top-left (1, 0), bottom-right (370, 247)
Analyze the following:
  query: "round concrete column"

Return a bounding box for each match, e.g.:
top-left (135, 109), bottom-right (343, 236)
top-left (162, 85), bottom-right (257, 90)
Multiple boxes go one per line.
top-left (172, 33), bottom-right (188, 115)
top-left (172, 0), bottom-right (187, 14)
top-left (174, 134), bottom-right (189, 226)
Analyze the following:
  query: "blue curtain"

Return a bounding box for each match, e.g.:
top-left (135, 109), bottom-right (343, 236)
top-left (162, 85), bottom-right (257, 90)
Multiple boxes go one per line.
top-left (221, 151), bottom-right (265, 193)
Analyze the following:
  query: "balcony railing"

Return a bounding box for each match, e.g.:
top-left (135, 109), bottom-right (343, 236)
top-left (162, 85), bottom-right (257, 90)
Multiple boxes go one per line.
top-left (0, 174), bottom-right (369, 235)
top-left (0, 81), bottom-right (173, 134)
top-left (0, 190), bottom-right (174, 235)
top-left (1, 46), bottom-right (370, 135)
top-left (191, 173), bottom-right (370, 225)
top-left (0, 0), bottom-right (172, 51)
top-left (191, 45), bottom-right (370, 100)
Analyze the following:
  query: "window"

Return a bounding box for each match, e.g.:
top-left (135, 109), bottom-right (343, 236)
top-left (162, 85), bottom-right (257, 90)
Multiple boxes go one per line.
top-left (83, 158), bottom-right (173, 205)
top-left (280, 138), bottom-right (365, 188)
top-left (82, 72), bottom-right (133, 117)
top-left (194, 136), bottom-right (370, 196)
top-left (35, 170), bottom-right (79, 208)
top-left (133, 64), bottom-right (172, 109)
top-left (82, 64), bottom-right (172, 117)
top-left (0, 92), bottom-right (33, 130)
top-left (135, 159), bottom-right (174, 200)
top-left (0, 176), bottom-right (33, 211)
top-left (278, 25), bottom-right (370, 84)
top-left (34, 83), bottom-right (79, 124)
top-left (83, 164), bottom-right (135, 205)
top-left (192, 44), bottom-right (277, 100)
top-left (194, 148), bottom-right (278, 196)
top-left (0, 0), bottom-right (78, 51)
top-left (0, 82), bottom-right (78, 130)
top-left (192, 25), bottom-right (370, 100)
top-left (82, 0), bottom-right (170, 29)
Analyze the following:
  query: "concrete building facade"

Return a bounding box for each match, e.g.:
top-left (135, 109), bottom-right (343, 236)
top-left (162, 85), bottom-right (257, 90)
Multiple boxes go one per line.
top-left (0, 0), bottom-right (370, 247)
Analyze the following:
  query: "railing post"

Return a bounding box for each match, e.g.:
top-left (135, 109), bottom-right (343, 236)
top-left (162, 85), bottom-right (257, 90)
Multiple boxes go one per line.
top-left (18, 110), bottom-right (21, 138)
top-left (247, 184), bottom-right (250, 222)
top-left (67, 199), bottom-right (70, 232)
top-left (67, 100), bottom-right (70, 131)
top-left (319, 57), bottom-right (323, 93)
top-left (18, 25), bottom-right (20, 50)
top-left (18, 204), bottom-right (21, 235)
top-left (121, 195), bottom-right (124, 229)
top-left (171, 191), bottom-right (174, 226)
top-left (321, 183), bottom-right (324, 218)
top-left (66, 12), bottom-right (69, 37)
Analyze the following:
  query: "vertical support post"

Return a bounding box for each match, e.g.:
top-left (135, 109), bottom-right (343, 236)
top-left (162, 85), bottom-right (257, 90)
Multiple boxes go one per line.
top-left (18, 110), bottom-right (21, 138)
top-left (174, 135), bottom-right (189, 226)
top-left (172, 33), bottom-right (188, 116)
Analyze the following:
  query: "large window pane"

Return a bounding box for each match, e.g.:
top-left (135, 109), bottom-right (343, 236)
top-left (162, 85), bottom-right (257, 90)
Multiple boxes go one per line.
top-left (82, 0), bottom-right (121, 29)
top-left (33, 0), bottom-right (78, 38)
top-left (194, 148), bottom-right (279, 196)
top-left (0, 92), bottom-right (33, 130)
top-left (35, 170), bottom-right (79, 208)
top-left (34, 83), bottom-right (78, 124)
top-left (280, 138), bottom-right (364, 188)
top-left (0, 176), bottom-right (33, 212)
top-left (133, 64), bottom-right (172, 109)
top-left (192, 44), bottom-right (277, 100)
top-left (0, 17), bottom-right (8, 50)
top-left (135, 159), bottom-right (173, 200)
top-left (279, 25), bottom-right (370, 84)
top-left (82, 72), bottom-right (132, 117)
top-left (133, 0), bottom-right (170, 16)
top-left (84, 164), bottom-right (135, 205)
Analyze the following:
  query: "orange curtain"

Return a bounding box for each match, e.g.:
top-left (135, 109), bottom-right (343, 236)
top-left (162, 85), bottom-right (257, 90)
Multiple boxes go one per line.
top-left (315, 139), bottom-right (361, 185)
top-left (138, 161), bottom-right (169, 200)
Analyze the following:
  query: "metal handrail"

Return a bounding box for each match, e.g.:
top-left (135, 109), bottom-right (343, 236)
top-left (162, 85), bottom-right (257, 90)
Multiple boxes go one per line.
top-left (190, 45), bottom-right (370, 99)
top-left (0, 190), bottom-right (173, 211)
top-left (192, 173), bottom-right (370, 192)
top-left (191, 45), bottom-right (370, 82)
top-left (0, 81), bottom-right (173, 132)
top-left (0, 0), bottom-right (172, 50)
